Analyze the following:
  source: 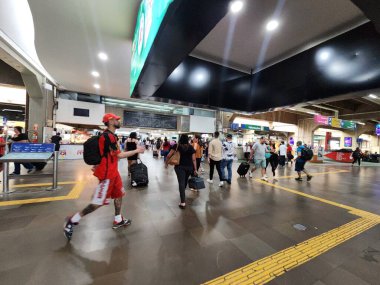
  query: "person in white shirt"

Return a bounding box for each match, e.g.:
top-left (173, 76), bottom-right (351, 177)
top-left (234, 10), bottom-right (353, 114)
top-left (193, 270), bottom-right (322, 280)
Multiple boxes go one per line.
top-left (220, 134), bottom-right (236, 185)
top-left (279, 141), bottom-right (287, 167)
top-left (207, 131), bottom-right (225, 187)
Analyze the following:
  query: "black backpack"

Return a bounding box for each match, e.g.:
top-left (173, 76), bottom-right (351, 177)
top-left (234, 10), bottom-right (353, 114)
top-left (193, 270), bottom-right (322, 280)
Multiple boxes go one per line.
top-left (83, 133), bottom-right (112, 165)
top-left (301, 147), bottom-right (314, 161)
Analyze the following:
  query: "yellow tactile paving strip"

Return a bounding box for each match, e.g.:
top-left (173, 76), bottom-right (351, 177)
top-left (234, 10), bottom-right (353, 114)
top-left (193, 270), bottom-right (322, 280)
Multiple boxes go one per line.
top-left (0, 181), bottom-right (85, 206)
top-left (202, 170), bottom-right (380, 285)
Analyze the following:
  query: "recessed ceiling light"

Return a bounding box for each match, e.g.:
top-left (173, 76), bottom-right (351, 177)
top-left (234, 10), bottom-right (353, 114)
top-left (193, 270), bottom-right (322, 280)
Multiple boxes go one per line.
top-left (319, 51), bottom-right (330, 61)
top-left (230, 0), bottom-right (243, 13)
top-left (266, 19), bottom-right (279, 31)
top-left (91, 71), bottom-right (100, 77)
top-left (98, 52), bottom-right (108, 61)
top-left (369, 94), bottom-right (378, 99)
top-left (94, 84), bottom-right (100, 89)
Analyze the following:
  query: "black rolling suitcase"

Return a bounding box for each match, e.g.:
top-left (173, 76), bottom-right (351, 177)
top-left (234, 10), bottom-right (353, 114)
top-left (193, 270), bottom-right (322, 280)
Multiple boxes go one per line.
top-left (130, 159), bottom-right (149, 186)
top-left (237, 162), bottom-right (250, 177)
top-left (153, 150), bottom-right (158, 158)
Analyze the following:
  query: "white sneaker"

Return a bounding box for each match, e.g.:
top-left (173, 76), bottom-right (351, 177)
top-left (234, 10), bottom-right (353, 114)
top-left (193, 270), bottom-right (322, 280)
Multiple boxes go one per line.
top-left (249, 172), bottom-right (253, 178)
top-left (131, 181), bottom-right (137, 187)
top-left (261, 176), bottom-right (268, 182)
top-left (219, 181), bottom-right (224, 187)
top-left (207, 179), bottom-right (213, 184)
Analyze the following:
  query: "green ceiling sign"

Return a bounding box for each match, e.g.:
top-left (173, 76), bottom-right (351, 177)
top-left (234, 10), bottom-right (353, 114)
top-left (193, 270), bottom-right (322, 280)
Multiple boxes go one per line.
top-left (130, 0), bottom-right (174, 95)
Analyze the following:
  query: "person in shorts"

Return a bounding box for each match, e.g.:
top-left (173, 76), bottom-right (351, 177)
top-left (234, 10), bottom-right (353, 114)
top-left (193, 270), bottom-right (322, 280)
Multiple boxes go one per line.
top-left (295, 141), bottom-right (313, 182)
top-left (249, 136), bottom-right (269, 181)
top-left (63, 113), bottom-right (145, 241)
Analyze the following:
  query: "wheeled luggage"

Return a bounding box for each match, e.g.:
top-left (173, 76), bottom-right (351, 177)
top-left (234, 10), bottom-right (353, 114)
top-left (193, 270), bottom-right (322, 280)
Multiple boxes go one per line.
top-left (130, 159), bottom-right (149, 186)
top-left (188, 176), bottom-right (205, 190)
top-left (237, 162), bottom-right (250, 177)
top-left (153, 150), bottom-right (158, 158)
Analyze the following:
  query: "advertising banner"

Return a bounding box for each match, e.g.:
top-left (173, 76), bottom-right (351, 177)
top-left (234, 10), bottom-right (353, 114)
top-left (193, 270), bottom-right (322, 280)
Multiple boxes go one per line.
top-left (314, 115), bottom-right (329, 125)
top-left (324, 151), bottom-right (353, 163)
top-left (376, 124), bottom-right (380, 136)
top-left (315, 115), bottom-right (356, 130)
top-left (344, 137), bottom-right (352, 147)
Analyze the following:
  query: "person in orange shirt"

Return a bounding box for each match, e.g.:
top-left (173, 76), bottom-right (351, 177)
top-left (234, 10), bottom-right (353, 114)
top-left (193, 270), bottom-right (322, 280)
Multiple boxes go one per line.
top-left (192, 135), bottom-right (203, 172)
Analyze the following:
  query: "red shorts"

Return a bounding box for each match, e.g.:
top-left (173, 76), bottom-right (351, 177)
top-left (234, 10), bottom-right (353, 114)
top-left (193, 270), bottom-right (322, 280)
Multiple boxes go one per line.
top-left (91, 174), bottom-right (125, 205)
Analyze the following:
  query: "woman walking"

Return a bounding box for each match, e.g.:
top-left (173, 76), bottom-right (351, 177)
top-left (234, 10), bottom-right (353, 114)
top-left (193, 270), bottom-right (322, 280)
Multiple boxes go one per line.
top-left (192, 135), bottom-right (203, 172)
top-left (125, 132), bottom-right (139, 176)
top-left (161, 138), bottom-right (171, 162)
top-left (165, 134), bottom-right (197, 209)
top-left (352, 147), bottom-right (362, 166)
top-left (265, 140), bottom-right (279, 181)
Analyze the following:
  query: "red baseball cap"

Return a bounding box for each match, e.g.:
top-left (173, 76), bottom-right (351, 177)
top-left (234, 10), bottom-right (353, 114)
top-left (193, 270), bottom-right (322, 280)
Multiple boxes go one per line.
top-left (102, 113), bottom-right (121, 123)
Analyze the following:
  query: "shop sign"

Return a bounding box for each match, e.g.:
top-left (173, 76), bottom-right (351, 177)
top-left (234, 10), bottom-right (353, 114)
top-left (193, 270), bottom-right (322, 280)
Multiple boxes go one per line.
top-left (130, 0), bottom-right (174, 95)
top-left (314, 115), bottom-right (329, 125)
top-left (241, 124), bottom-right (270, 131)
top-left (376, 124), bottom-right (380, 136)
top-left (230, 123), bottom-right (239, 130)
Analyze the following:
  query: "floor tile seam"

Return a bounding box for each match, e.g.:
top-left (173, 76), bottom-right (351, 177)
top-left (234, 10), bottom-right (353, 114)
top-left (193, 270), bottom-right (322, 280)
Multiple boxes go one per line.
top-left (201, 218), bottom-right (378, 285)
top-left (275, 170), bottom-right (349, 180)
top-left (10, 181), bottom-right (78, 188)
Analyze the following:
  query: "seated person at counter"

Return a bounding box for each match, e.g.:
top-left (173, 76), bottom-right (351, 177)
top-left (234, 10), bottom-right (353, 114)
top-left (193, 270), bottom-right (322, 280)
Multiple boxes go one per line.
top-left (10, 126), bottom-right (34, 175)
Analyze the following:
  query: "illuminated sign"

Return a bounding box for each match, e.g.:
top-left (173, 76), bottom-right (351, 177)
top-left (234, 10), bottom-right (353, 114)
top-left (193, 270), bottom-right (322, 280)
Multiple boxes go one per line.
top-left (130, 0), bottom-right (174, 95)
top-left (241, 124), bottom-right (270, 131)
top-left (376, 124), bottom-right (380, 136)
top-left (344, 137), bottom-right (352, 147)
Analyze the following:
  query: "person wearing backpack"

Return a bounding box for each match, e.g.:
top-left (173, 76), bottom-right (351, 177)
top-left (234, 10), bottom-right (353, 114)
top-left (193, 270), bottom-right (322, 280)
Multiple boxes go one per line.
top-left (63, 113), bottom-right (144, 241)
top-left (295, 141), bottom-right (313, 182)
top-left (351, 147), bottom-right (362, 166)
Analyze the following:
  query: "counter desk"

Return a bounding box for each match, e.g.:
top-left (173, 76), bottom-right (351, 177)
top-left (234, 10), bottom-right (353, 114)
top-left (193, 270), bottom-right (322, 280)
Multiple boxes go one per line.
top-left (59, 144), bottom-right (84, 160)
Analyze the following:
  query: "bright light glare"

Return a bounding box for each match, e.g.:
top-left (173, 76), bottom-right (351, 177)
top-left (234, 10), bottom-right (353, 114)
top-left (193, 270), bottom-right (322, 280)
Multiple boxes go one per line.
top-left (266, 20), bottom-right (279, 31)
top-left (98, 52), bottom-right (108, 61)
top-left (189, 68), bottom-right (210, 88)
top-left (230, 1), bottom-right (243, 13)
top-left (94, 84), bottom-right (100, 89)
top-left (319, 51), bottom-right (330, 61)
top-left (369, 94), bottom-right (378, 99)
top-left (169, 65), bottom-right (185, 82)
top-left (91, 71), bottom-right (100, 77)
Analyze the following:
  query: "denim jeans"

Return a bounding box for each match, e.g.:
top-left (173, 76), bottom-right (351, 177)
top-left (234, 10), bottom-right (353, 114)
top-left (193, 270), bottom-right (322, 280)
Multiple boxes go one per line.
top-left (221, 159), bottom-right (233, 182)
top-left (14, 162), bottom-right (34, 174)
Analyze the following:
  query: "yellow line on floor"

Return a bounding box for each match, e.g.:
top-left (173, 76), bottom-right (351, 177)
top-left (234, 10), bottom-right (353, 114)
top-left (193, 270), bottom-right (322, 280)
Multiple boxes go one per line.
top-left (0, 182), bottom-right (86, 206)
top-left (11, 181), bottom-right (77, 188)
top-left (202, 217), bottom-right (379, 285)
top-left (275, 170), bottom-right (349, 179)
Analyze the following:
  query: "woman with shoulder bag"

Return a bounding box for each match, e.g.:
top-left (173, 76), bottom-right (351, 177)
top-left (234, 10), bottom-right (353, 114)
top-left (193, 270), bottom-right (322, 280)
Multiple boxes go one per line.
top-left (165, 134), bottom-right (197, 209)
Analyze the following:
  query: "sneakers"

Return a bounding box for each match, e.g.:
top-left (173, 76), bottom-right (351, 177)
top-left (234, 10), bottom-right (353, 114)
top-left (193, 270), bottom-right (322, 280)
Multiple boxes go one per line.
top-left (207, 179), bottom-right (213, 184)
top-left (249, 172), bottom-right (253, 178)
top-left (10, 172), bottom-right (20, 176)
top-left (63, 217), bottom-right (78, 241)
top-left (261, 176), bottom-right (268, 182)
top-left (227, 180), bottom-right (231, 185)
top-left (295, 177), bottom-right (303, 181)
top-left (112, 218), bottom-right (132, 229)
top-left (219, 181), bottom-right (224, 187)
top-left (307, 175), bottom-right (313, 181)
top-left (27, 167), bottom-right (35, 174)
top-left (131, 181), bottom-right (137, 187)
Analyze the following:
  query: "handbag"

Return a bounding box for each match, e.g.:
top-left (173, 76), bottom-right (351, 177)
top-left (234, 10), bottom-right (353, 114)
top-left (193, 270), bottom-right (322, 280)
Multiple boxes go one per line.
top-left (188, 176), bottom-right (205, 190)
top-left (167, 145), bottom-right (181, 166)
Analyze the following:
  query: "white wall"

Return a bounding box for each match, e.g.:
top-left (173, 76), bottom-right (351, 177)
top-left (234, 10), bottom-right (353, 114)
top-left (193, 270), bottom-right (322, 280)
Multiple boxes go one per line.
top-left (56, 98), bottom-right (105, 125)
top-left (189, 115), bottom-right (215, 133)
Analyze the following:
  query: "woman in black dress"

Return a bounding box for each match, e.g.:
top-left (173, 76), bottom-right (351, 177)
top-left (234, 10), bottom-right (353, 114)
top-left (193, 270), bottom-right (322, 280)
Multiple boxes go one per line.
top-left (125, 132), bottom-right (139, 176)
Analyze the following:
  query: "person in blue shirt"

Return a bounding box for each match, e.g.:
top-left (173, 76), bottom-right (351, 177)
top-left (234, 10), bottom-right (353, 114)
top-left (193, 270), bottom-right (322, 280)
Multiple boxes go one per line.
top-left (295, 141), bottom-right (312, 182)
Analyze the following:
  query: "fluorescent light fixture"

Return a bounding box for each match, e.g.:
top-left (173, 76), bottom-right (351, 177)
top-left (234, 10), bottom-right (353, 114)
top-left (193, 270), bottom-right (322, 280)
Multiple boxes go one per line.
top-left (2, 109), bottom-right (23, 112)
top-left (91, 71), bottom-right (100, 77)
top-left (189, 67), bottom-right (210, 88)
top-left (307, 111), bottom-right (318, 115)
top-left (266, 20), bottom-right (279, 31)
top-left (368, 94), bottom-right (378, 99)
top-left (98, 52), bottom-right (108, 61)
top-left (94, 84), bottom-right (100, 89)
top-left (356, 122), bottom-right (365, 125)
top-left (230, 1), bottom-right (243, 13)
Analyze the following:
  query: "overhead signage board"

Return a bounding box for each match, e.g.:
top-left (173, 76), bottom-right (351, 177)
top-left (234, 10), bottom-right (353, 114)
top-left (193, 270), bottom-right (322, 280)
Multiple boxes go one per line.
top-left (123, 110), bottom-right (177, 130)
top-left (240, 124), bottom-right (270, 131)
top-left (314, 115), bottom-right (356, 130)
top-left (130, 0), bottom-right (174, 95)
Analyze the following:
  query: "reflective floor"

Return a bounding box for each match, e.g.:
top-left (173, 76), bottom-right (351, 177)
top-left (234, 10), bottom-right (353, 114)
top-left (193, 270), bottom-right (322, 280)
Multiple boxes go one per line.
top-left (0, 152), bottom-right (379, 285)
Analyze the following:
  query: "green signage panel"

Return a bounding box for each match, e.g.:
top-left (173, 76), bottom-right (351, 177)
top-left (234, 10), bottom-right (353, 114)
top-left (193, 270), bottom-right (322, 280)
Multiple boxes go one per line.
top-left (241, 124), bottom-right (269, 131)
top-left (130, 0), bottom-right (174, 95)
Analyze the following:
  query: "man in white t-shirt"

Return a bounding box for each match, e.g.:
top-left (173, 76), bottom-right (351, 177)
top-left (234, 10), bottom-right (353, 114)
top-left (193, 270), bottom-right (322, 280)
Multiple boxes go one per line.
top-left (279, 141), bottom-right (287, 167)
top-left (249, 137), bottom-right (268, 181)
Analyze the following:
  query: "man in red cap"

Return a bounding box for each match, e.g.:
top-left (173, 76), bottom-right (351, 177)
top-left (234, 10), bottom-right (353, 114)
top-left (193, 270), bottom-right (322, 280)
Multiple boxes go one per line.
top-left (64, 113), bottom-right (144, 241)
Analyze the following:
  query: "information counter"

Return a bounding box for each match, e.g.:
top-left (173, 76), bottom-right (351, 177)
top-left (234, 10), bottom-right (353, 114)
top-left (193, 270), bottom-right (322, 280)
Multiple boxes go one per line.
top-left (59, 144), bottom-right (83, 160)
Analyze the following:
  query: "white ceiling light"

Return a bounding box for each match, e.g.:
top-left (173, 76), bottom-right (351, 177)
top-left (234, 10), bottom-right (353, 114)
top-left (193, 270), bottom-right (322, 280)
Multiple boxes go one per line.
top-left (266, 19), bottom-right (279, 31)
top-left (98, 52), bottom-right (108, 61)
top-left (319, 51), bottom-right (330, 61)
top-left (230, 1), bottom-right (244, 13)
top-left (94, 84), bottom-right (100, 89)
top-left (368, 94), bottom-right (378, 99)
top-left (91, 71), bottom-right (100, 77)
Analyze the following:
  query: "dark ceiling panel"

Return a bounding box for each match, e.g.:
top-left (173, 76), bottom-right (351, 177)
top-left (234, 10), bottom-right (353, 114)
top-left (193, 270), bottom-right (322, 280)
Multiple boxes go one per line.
top-left (153, 22), bottom-right (380, 112)
top-left (0, 59), bottom-right (24, 87)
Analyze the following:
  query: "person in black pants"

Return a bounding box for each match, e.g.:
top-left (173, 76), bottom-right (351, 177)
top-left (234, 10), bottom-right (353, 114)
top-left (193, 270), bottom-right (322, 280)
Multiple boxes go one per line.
top-left (265, 141), bottom-right (279, 181)
top-left (165, 134), bottom-right (197, 209)
top-left (352, 147), bottom-right (362, 166)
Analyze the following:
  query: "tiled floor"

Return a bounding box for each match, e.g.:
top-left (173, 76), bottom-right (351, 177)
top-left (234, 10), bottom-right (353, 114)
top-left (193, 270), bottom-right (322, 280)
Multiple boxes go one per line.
top-left (0, 152), bottom-right (379, 285)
